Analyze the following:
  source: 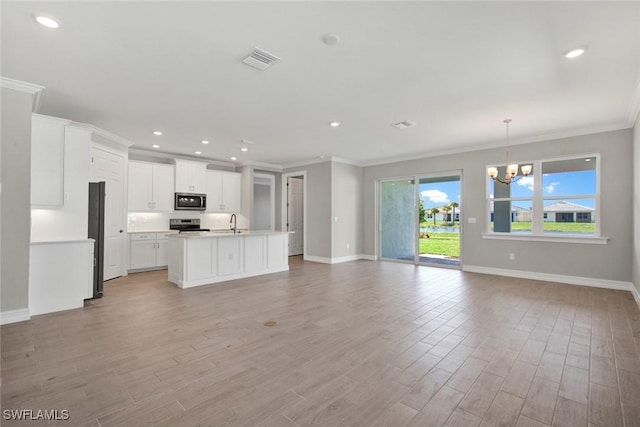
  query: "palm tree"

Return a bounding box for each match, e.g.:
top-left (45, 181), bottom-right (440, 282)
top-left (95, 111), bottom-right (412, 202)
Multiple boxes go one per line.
top-left (442, 205), bottom-right (452, 224)
top-left (450, 202), bottom-right (459, 224)
top-left (428, 207), bottom-right (439, 225)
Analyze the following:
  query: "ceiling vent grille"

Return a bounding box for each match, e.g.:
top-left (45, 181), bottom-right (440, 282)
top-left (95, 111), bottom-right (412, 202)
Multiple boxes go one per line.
top-left (242, 47), bottom-right (280, 71)
top-left (393, 120), bottom-right (416, 129)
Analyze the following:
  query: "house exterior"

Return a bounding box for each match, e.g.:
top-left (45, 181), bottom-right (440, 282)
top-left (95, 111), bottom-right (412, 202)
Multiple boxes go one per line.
top-left (543, 201), bottom-right (595, 223)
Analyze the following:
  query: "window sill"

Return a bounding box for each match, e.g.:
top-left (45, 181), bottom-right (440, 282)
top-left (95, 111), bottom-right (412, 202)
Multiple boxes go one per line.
top-left (481, 233), bottom-right (609, 245)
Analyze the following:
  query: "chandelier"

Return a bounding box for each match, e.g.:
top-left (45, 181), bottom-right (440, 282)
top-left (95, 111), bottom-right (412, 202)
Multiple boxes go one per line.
top-left (487, 119), bottom-right (532, 185)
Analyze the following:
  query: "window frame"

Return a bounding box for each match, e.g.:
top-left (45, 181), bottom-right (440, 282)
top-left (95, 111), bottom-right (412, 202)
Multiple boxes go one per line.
top-left (483, 153), bottom-right (607, 244)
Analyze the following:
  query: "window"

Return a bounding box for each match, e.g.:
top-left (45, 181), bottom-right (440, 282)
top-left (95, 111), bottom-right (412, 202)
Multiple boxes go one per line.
top-left (487, 155), bottom-right (599, 239)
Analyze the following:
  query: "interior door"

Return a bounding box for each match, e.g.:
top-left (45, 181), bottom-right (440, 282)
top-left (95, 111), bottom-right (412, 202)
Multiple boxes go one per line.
top-left (91, 147), bottom-right (125, 280)
top-left (287, 177), bottom-right (304, 256)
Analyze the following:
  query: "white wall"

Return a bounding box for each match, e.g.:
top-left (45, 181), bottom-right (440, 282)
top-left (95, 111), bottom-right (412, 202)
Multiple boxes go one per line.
top-left (633, 113), bottom-right (640, 297)
top-left (31, 126), bottom-right (90, 241)
top-left (363, 129), bottom-right (634, 283)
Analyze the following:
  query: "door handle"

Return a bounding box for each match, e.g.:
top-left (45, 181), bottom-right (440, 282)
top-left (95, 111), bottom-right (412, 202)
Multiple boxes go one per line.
top-left (119, 230), bottom-right (123, 233)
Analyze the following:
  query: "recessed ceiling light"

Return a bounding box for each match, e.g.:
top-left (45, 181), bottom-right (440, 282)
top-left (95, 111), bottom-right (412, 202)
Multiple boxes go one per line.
top-left (322, 33), bottom-right (340, 46)
top-left (201, 140), bottom-right (209, 145)
top-left (153, 131), bottom-right (163, 136)
top-left (564, 47), bottom-right (586, 59)
top-left (230, 156), bottom-right (237, 161)
top-left (152, 144), bottom-right (160, 149)
top-left (240, 147), bottom-right (248, 152)
top-left (393, 120), bottom-right (417, 129)
top-left (195, 151), bottom-right (202, 155)
top-left (329, 121), bottom-right (341, 127)
top-left (35, 15), bottom-right (60, 29)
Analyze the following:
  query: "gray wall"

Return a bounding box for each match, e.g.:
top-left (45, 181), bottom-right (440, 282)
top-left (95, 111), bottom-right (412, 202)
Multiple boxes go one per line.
top-left (284, 161), bottom-right (332, 259)
top-left (252, 183), bottom-right (271, 230)
top-left (363, 129), bottom-right (633, 282)
top-left (331, 162), bottom-right (364, 258)
top-left (1, 88), bottom-right (33, 313)
top-left (633, 115), bottom-right (640, 295)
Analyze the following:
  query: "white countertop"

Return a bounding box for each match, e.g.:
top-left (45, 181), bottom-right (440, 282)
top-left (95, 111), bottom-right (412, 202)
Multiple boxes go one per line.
top-left (128, 229), bottom-right (175, 234)
top-left (31, 238), bottom-right (95, 245)
top-left (168, 230), bottom-right (292, 239)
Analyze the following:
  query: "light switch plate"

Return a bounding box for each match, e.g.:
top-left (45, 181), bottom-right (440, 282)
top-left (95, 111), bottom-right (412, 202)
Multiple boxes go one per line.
top-left (468, 217), bottom-right (477, 223)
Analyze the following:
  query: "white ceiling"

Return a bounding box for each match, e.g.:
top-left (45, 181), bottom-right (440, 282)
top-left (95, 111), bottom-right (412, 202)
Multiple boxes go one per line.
top-left (2, 1), bottom-right (639, 167)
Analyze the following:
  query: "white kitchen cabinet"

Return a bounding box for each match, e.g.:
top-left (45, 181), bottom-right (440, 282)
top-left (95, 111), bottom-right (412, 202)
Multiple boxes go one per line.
top-left (31, 114), bottom-right (69, 207)
top-left (206, 170), bottom-right (242, 212)
top-left (186, 238), bottom-right (216, 280)
top-left (175, 159), bottom-right (207, 193)
top-left (128, 161), bottom-right (175, 212)
top-left (217, 236), bottom-right (243, 276)
top-left (129, 233), bottom-right (170, 270)
top-left (244, 235), bottom-right (267, 272)
top-left (168, 232), bottom-right (290, 288)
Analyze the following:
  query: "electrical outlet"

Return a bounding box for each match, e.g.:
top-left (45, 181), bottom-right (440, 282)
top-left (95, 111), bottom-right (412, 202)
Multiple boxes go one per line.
top-left (509, 253), bottom-right (515, 261)
top-left (346, 243), bottom-right (350, 249)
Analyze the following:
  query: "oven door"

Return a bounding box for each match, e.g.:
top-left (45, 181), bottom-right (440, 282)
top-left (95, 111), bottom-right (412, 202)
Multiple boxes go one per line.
top-left (174, 193), bottom-right (206, 211)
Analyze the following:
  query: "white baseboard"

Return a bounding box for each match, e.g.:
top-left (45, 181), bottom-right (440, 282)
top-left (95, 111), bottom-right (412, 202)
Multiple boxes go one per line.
top-left (0, 308), bottom-right (31, 325)
top-left (303, 254), bottom-right (376, 264)
top-left (303, 255), bottom-right (332, 264)
top-left (463, 265), bottom-right (634, 292)
top-left (631, 284), bottom-right (640, 307)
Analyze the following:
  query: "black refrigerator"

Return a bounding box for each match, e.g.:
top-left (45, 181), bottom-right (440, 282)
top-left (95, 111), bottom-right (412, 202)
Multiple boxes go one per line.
top-left (88, 182), bottom-right (105, 299)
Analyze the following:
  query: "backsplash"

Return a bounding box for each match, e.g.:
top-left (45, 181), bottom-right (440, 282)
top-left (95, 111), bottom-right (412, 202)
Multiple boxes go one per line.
top-left (127, 211), bottom-right (248, 232)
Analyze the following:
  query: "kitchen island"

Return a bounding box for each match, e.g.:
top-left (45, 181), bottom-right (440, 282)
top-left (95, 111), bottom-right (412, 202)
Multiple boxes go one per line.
top-left (168, 231), bottom-right (290, 288)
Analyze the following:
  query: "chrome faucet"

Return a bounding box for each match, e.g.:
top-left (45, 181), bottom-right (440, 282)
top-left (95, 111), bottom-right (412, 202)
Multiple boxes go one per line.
top-left (230, 214), bottom-right (237, 234)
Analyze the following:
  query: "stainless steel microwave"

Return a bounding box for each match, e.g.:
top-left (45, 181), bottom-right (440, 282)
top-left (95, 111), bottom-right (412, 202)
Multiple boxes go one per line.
top-left (174, 193), bottom-right (206, 211)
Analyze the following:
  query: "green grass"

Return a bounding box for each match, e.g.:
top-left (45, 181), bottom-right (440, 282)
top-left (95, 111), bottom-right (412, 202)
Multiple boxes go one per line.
top-left (419, 232), bottom-right (460, 258)
top-left (418, 221), bottom-right (595, 259)
top-left (510, 222), bottom-right (595, 233)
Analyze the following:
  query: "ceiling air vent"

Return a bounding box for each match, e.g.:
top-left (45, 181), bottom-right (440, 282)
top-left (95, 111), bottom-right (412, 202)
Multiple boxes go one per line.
top-left (242, 47), bottom-right (280, 71)
top-left (393, 120), bottom-right (416, 129)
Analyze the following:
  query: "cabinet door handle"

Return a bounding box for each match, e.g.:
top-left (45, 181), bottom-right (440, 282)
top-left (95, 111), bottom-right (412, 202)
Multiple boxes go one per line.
top-left (153, 202), bottom-right (156, 209)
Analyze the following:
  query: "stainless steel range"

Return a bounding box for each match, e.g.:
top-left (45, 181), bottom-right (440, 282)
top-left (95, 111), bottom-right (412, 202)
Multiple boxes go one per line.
top-left (169, 218), bottom-right (210, 233)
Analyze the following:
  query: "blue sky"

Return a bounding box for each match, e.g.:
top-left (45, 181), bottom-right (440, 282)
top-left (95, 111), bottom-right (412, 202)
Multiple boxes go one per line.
top-left (419, 180), bottom-right (461, 209)
top-left (419, 170), bottom-right (597, 209)
top-left (504, 170), bottom-right (597, 208)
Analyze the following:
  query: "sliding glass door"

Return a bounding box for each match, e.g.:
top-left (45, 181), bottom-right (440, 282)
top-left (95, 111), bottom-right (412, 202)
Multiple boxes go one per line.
top-left (380, 179), bottom-right (416, 262)
top-left (418, 174), bottom-right (461, 267)
top-left (379, 173), bottom-right (461, 268)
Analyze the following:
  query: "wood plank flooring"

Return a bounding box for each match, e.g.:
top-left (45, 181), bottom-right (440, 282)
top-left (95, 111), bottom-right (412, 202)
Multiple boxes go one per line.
top-left (2, 257), bottom-right (640, 426)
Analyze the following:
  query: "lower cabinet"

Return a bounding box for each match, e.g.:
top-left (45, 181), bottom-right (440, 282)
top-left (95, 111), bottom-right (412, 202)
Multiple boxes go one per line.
top-left (129, 233), bottom-right (170, 270)
top-left (168, 233), bottom-right (290, 288)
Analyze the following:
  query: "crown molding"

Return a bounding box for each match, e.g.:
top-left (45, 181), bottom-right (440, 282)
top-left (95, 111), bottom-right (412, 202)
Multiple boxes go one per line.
top-left (361, 122), bottom-right (632, 167)
top-left (236, 160), bottom-right (283, 171)
top-left (69, 121), bottom-right (133, 148)
top-left (1, 76), bottom-right (45, 112)
top-left (282, 155), bottom-right (363, 170)
top-left (129, 148), bottom-right (236, 168)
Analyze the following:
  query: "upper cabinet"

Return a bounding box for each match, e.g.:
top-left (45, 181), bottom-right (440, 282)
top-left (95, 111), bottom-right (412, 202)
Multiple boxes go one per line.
top-left (128, 161), bottom-right (175, 211)
top-left (175, 159), bottom-right (207, 193)
top-left (31, 114), bottom-right (70, 207)
top-left (206, 170), bottom-right (242, 213)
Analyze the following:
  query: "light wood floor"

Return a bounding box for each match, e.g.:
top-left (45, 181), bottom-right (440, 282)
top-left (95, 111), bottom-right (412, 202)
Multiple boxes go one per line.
top-left (2, 258), bottom-right (640, 426)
